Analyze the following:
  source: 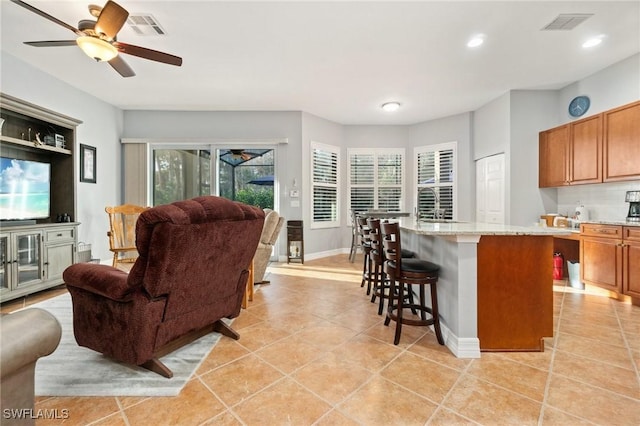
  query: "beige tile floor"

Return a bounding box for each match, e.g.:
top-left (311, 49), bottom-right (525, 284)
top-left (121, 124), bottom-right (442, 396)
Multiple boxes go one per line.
top-left (3, 254), bottom-right (640, 425)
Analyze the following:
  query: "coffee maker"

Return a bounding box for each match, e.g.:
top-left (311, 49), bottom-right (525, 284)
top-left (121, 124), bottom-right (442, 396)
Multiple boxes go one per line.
top-left (626, 190), bottom-right (640, 223)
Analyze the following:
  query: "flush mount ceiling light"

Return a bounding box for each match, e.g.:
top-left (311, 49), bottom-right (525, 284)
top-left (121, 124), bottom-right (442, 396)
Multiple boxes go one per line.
top-left (76, 36), bottom-right (118, 61)
top-left (467, 35), bottom-right (485, 48)
top-left (381, 102), bottom-right (401, 112)
top-left (582, 35), bottom-right (604, 48)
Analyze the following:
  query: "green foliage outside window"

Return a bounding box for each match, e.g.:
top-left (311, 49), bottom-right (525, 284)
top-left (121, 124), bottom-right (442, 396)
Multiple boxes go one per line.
top-left (235, 188), bottom-right (274, 209)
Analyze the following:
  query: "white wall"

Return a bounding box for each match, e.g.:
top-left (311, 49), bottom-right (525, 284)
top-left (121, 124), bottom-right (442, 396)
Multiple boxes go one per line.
top-left (409, 113), bottom-right (474, 222)
top-left (558, 181), bottom-right (640, 222)
top-left (1, 52), bottom-right (123, 262)
top-left (509, 90), bottom-right (559, 226)
top-left (473, 92), bottom-right (510, 161)
top-left (560, 53), bottom-right (640, 121)
top-left (301, 112), bottom-right (345, 257)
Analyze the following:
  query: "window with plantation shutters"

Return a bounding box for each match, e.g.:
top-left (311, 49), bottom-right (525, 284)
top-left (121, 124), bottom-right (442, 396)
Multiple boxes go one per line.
top-left (311, 142), bottom-right (340, 228)
top-left (415, 142), bottom-right (456, 220)
top-left (348, 148), bottom-right (405, 216)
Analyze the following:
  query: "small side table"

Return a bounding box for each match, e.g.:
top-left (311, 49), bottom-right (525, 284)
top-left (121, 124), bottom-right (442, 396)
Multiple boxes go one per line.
top-left (287, 220), bottom-right (304, 264)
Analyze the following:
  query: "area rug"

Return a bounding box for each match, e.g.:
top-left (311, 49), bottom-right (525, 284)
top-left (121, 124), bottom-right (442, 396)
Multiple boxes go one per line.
top-left (27, 293), bottom-right (222, 397)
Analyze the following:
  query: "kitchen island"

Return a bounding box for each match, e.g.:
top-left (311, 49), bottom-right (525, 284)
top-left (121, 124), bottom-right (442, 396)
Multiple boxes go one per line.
top-left (398, 219), bottom-right (572, 358)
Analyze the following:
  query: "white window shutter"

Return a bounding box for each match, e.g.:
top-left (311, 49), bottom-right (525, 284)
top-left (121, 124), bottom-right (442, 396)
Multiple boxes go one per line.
top-left (311, 143), bottom-right (340, 228)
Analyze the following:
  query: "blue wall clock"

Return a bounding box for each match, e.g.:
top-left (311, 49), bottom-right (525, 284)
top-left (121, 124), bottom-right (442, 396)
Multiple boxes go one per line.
top-left (568, 96), bottom-right (590, 118)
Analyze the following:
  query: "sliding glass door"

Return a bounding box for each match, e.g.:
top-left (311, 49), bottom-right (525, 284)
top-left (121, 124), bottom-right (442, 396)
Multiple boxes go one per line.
top-left (152, 146), bottom-right (275, 210)
top-left (153, 149), bottom-right (211, 206)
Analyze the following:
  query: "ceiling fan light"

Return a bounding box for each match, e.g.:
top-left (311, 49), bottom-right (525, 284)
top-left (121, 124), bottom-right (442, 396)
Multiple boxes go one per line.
top-left (76, 36), bottom-right (117, 62)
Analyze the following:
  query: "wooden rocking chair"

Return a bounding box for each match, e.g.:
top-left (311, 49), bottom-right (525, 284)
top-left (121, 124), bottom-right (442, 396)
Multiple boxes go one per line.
top-left (105, 204), bottom-right (149, 269)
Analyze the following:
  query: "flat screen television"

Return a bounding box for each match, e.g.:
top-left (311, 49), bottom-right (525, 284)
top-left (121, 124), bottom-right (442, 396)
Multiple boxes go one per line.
top-left (0, 157), bottom-right (51, 220)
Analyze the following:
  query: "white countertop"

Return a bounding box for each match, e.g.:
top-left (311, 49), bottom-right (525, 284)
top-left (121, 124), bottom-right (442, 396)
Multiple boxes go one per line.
top-left (581, 220), bottom-right (640, 227)
top-left (399, 218), bottom-right (574, 236)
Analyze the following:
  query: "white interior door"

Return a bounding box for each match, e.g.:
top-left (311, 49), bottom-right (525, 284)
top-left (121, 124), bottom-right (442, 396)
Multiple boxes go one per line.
top-left (476, 153), bottom-right (505, 224)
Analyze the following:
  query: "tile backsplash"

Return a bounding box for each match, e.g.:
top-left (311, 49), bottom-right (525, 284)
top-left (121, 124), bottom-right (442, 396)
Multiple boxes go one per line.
top-left (557, 180), bottom-right (640, 221)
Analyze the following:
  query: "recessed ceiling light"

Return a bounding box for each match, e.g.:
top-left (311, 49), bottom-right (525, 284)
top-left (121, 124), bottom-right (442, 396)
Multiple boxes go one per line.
top-left (381, 102), bottom-right (401, 112)
top-left (582, 35), bottom-right (604, 48)
top-left (467, 35), bottom-right (485, 48)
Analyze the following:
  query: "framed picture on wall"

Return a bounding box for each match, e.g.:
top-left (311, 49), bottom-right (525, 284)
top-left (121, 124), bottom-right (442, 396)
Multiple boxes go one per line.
top-left (80, 144), bottom-right (97, 184)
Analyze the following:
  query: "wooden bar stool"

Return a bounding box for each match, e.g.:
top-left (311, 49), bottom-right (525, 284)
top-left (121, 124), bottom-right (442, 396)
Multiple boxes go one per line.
top-left (367, 218), bottom-right (390, 315)
top-left (380, 221), bottom-right (444, 346)
top-left (357, 216), bottom-right (374, 294)
top-left (367, 218), bottom-right (417, 316)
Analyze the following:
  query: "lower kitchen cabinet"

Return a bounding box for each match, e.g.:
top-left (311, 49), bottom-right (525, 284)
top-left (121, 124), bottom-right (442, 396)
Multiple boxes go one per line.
top-left (580, 223), bottom-right (639, 300)
top-left (623, 227), bottom-right (640, 298)
top-left (0, 223), bottom-right (77, 302)
top-left (580, 226), bottom-right (622, 293)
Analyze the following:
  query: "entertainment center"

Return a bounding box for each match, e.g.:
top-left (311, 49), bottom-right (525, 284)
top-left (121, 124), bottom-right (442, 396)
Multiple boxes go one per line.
top-left (0, 93), bottom-right (81, 302)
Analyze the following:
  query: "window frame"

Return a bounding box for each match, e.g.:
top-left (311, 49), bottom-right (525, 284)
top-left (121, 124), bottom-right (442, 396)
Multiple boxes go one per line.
top-left (310, 141), bottom-right (340, 229)
top-left (347, 147), bottom-right (406, 220)
top-left (414, 141), bottom-right (457, 220)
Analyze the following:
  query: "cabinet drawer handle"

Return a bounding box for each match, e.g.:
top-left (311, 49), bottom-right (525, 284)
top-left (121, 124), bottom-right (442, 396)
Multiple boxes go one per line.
top-left (596, 229), bottom-right (614, 234)
top-left (56, 233), bottom-right (63, 237)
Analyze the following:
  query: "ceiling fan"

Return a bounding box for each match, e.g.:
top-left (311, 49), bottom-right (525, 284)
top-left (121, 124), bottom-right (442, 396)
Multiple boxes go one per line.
top-left (10, 0), bottom-right (182, 77)
top-left (230, 149), bottom-right (257, 162)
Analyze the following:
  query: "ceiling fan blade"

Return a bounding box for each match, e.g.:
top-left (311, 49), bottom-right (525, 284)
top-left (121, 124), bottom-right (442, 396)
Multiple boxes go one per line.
top-left (25, 40), bottom-right (77, 47)
top-left (10, 0), bottom-right (82, 36)
top-left (108, 55), bottom-right (135, 78)
top-left (95, 0), bottom-right (129, 40)
top-left (113, 42), bottom-right (182, 66)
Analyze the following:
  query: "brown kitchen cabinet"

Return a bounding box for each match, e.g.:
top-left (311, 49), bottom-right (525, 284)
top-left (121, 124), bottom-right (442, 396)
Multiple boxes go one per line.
top-left (538, 114), bottom-right (601, 187)
top-left (539, 124), bottom-right (569, 187)
top-left (603, 100), bottom-right (640, 182)
top-left (570, 114), bottom-right (602, 184)
top-left (623, 226), bottom-right (640, 298)
top-left (580, 223), bottom-right (622, 293)
top-left (580, 223), bottom-right (640, 301)
top-left (539, 100), bottom-right (639, 188)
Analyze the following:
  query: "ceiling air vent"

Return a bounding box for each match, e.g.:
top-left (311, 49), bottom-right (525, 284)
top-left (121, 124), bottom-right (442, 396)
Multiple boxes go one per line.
top-left (126, 14), bottom-right (166, 36)
top-left (542, 13), bottom-right (593, 30)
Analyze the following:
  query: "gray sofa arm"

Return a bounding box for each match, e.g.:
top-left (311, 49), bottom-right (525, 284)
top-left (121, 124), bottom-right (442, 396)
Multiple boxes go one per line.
top-left (1, 308), bottom-right (62, 425)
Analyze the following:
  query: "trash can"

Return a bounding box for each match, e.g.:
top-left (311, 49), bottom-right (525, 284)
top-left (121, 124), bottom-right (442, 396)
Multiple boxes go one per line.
top-left (567, 260), bottom-right (584, 289)
top-left (77, 243), bottom-right (92, 263)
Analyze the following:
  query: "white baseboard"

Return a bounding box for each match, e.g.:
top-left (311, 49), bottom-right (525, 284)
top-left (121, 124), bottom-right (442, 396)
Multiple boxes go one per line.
top-left (277, 248), bottom-right (348, 263)
top-left (440, 322), bottom-right (481, 358)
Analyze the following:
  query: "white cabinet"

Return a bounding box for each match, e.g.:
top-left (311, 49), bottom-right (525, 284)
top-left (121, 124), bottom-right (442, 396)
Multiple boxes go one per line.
top-left (0, 230), bottom-right (45, 295)
top-left (0, 223), bottom-right (77, 302)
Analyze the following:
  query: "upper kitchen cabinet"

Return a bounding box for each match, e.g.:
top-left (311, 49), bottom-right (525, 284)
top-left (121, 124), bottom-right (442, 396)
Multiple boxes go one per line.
top-left (538, 114), bottom-right (601, 188)
top-left (570, 114), bottom-right (602, 184)
top-left (539, 124), bottom-right (569, 187)
top-left (539, 100), bottom-right (639, 188)
top-left (603, 100), bottom-right (640, 182)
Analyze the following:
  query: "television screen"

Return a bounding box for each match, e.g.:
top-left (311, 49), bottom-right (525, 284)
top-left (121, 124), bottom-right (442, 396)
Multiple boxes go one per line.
top-left (0, 157), bottom-right (51, 220)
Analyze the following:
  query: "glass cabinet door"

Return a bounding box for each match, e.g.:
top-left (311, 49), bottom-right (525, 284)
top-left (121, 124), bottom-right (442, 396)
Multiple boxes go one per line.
top-left (14, 232), bottom-right (43, 288)
top-left (0, 234), bottom-right (9, 293)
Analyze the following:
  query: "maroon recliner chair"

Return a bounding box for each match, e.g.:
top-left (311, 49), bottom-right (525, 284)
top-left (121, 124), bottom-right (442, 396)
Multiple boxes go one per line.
top-left (63, 196), bottom-right (264, 378)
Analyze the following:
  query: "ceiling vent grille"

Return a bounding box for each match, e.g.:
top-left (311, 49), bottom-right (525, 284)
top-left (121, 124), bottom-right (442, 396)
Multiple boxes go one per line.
top-left (542, 13), bottom-right (593, 30)
top-left (126, 14), bottom-right (166, 36)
